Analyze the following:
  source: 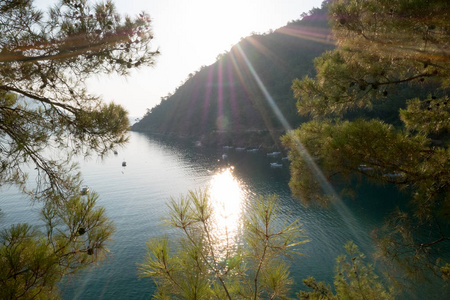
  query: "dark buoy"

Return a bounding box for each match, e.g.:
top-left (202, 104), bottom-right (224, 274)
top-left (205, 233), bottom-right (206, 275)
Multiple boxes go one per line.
top-left (81, 186), bottom-right (89, 195)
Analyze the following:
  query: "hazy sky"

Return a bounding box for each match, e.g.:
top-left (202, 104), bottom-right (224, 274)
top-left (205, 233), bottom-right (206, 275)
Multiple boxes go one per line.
top-left (35, 0), bottom-right (324, 117)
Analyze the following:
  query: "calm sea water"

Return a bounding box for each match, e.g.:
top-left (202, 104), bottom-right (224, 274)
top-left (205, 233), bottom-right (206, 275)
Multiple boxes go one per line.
top-left (0, 132), bottom-right (446, 299)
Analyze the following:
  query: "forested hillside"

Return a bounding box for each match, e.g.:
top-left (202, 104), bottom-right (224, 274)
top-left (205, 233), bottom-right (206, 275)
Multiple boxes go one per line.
top-left (132, 2), bottom-right (437, 150)
top-left (132, 6), bottom-right (333, 148)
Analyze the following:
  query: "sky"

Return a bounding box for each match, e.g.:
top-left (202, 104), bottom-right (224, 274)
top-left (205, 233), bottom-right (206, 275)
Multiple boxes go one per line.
top-left (35, 0), bottom-right (325, 118)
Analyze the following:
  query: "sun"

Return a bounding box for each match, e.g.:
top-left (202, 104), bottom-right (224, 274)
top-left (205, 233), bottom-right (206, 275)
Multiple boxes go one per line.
top-left (183, 0), bottom-right (261, 53)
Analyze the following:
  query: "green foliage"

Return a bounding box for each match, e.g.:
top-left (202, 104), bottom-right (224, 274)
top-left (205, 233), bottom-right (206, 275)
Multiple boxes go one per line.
top-left (441, 263), bottom-right (450, 281)
top-left (139, 190), bottom-right (309, 299)
top-left (0, 0), bottom-right (158, 196)
top-left (293, 0), bottom-right (450, 119)
top-left (282, 118), bottom-right (433, 204)
top-left (0, 192), bottom-right (115, 299)
top-left (283, 0), bottom-right (450, 280)
top-left (299, 242), bottom-right (395, 300)
top-left (0, 0), bottom-right (158, 298)
top-left (0, 224), bottom-right (61, 300)
top-left (333, 242), bottom-right (394, 300)
top-left (400, 95), bottom-right (450, 134)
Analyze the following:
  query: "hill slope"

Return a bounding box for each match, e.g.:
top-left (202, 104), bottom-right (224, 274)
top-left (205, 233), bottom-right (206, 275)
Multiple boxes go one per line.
top-left (132, 6), bottom-right (333, 149)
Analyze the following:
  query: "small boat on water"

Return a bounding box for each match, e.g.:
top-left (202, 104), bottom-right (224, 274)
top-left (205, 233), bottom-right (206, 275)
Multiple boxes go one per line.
top-left (81, 186), bottom-right (90, 195)
top-left (270, 162), bottom-right (283, 168)
top-left (267, 152), bottom-right (281, 157)
top-left (122, 161), bottom-right (127, 167)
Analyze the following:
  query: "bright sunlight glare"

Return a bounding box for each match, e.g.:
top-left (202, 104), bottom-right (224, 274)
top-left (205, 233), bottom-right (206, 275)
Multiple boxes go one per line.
top-left (33, 0), bottom-right (325, 116)
top-left (208, 167), bottom-right (247, 250)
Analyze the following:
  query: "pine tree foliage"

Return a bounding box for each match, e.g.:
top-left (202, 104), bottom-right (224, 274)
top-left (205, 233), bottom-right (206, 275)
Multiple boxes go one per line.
top-left (0, 0), bottom-right (157, 196)
top-left (282, 0), bottom-right (449, 279)
top-left (0, 192), bottom-right (115, 299)
top-left (139, 190), bottom-right (309, 299)
top-left (0, 0), bottom-right (158, 298)
top-left (299, 242), bottom-right (395, 300)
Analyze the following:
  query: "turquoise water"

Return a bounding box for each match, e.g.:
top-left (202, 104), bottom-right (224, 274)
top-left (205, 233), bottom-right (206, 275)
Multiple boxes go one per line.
top-left (0, 132), bottom-right (446, 299)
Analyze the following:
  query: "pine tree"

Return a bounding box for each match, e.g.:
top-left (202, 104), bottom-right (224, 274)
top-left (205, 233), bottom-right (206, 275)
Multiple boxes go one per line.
top-left (0, 0), bottom-right (158, 298)
top-left (139, 190), bottom-right (309, 299)
top-left (282, 0), bottom-right (449, 280)
top-left (299, 242), bottom-right (395, 300)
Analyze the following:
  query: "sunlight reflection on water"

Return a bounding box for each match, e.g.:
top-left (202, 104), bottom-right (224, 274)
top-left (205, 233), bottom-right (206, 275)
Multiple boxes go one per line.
top-left (208, 167), bottom-right (248, 255)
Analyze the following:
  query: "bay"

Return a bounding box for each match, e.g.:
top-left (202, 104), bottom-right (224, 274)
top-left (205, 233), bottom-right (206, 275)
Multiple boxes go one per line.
top-left (0, 132), bottom-right (446, 299)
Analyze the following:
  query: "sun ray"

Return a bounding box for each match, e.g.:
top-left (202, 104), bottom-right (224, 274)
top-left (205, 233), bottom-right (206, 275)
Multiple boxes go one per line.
top-left (184, 79), bottom-right (201, 135)
top-left (235, 44), bottom-right (290, 131)
top-left (276, 25), bottom-right (335, 46)
top-left (202, 67), bottom-right (214, 133)
top-left (228, 50), bottom-right (260, 130)
top-left (217, 58), bottom-right (224, 134)
top-left (228, 47), bottom-right (279, 141)
top-left (233, 43), bottom-right (370, 251)
top-left (226, 58), bottom-right (240, 131)
top-left (245, 36), bottom-right (292, 74)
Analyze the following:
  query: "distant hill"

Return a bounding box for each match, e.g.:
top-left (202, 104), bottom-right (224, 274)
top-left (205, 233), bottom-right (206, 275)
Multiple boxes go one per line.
top-left (132, 5), bottom-right (334, 149)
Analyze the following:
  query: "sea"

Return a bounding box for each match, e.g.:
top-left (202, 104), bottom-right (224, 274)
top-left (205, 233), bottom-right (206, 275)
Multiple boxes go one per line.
top-left (0, 131), bottom-right (447, 299)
